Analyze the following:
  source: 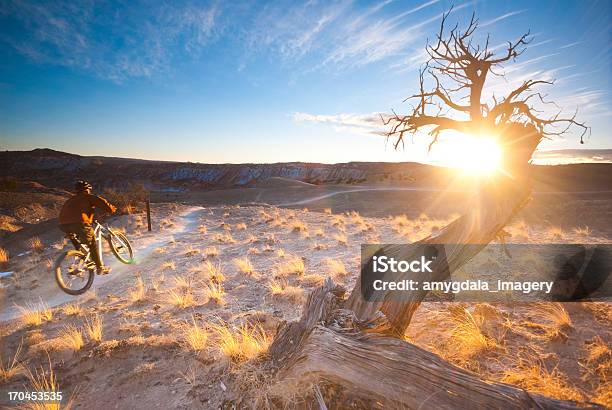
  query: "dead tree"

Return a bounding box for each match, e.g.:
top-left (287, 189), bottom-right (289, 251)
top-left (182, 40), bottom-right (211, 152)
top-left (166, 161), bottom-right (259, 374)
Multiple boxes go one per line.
top-left (262, 11), bottom-right (595, 409)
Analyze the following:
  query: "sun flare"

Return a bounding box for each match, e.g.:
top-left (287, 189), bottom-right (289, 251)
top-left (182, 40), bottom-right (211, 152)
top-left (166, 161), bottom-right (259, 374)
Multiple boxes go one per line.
top-left (435, 135), bottom-right (502, 174)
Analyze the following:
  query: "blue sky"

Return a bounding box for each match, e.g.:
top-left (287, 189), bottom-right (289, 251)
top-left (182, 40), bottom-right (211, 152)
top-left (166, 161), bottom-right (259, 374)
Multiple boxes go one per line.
top-left (0, 0), bottom-right (610, 164)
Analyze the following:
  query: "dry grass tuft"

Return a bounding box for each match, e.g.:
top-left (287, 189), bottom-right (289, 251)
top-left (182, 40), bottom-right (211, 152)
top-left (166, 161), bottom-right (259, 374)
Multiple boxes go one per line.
top-left (501, 358), bottom-right (583, 402)
top-left (129, 276), bottom-right (147, 302)
top-left (349, 211), bottom-right (364, 225)
top-left (276, 248), bottom-right (285, 258)
top-left (274, 256), bottom-right (305, 277)
top-left (198, 224), bottom-right (208, 234)
top-left (205, 281), bottom-right (225, 305)
top-left (167, 288), bottom-right (195, 309)
top-left (323, 208), bottom-right (332, 215)
top-left (28, 236), bottom-right (44, 253)
top-left (18, 299), bottom-right (53, 327)
top-left (173, 275), bottom-right (192, 289)
top-left (269, 279), bottom-right (304, 302)
top-left (331, 215), bottom-right (345, 227)
top-left (151, 274), bottom-right (165, 292)
top-left (392, 214), bottom-right (411, 229)
top-left (582, 336), bottom-right (611, 383)
top-left (314, 228), bottom-right (325, 237)
top-left (0, 341), bottom-right (25, 381)
top-left (312, 242), bottom-right (327, 251)
top-left (332, 233), bottom-right (348, 246)
top-left (290, 219), bottom-right (308, 233)
top-left (184, 246), bottom-right (200, 257)
top-left (235, 222), bottom-right (247, 231)
top-left (204, 246), bottom-right (220, 258)
top-left (58, 325), bottom-right (84, 351)
top-left (213, 233), bottom-right (236, 244)
top-left (300, 274), bottom-right (325, 287)
top-left (203, 260), bottom-right (225, 283)
top-left (0, 247), bottom-right (8, 267)
top-left (445, 307), bottom-right (500, 365)
top-left (23, 358), bottom-right (74, 410)
top-left (535, 302), bottom-right (572, 339)
top-left (234, 256), bottom-right (255, 275)
top-left (84, 314), bottom-right (103, 343)
top-left (573, 226), bottom-right (591, 236)
top-left (181, 316), bottom-right (208, 352)
top-left (211, 322), bottom-right (270, 362)
top-left (162, 261), bottom-right (176, 271)
top-left (160, 218), bottom-right (175, 228)
top-left (62, 303), bottom-right (82, 316)
top-left (324, 258), bottom-right (347, 277)
top-left (547, 226), bottom-right (564, 240)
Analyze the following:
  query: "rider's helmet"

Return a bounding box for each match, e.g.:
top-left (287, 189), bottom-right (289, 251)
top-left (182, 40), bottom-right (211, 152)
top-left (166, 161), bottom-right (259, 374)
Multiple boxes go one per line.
top-left (74, 180), bottom-right (93, 193)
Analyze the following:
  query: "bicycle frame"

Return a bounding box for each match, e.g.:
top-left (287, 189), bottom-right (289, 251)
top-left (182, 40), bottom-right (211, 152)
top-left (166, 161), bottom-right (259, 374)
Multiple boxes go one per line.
top-left (77, 221), bottom-right (112, 267)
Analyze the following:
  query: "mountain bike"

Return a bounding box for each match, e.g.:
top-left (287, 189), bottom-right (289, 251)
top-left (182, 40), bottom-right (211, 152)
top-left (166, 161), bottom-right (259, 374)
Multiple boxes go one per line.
top-left (54, 220), bottom-right (134, 295)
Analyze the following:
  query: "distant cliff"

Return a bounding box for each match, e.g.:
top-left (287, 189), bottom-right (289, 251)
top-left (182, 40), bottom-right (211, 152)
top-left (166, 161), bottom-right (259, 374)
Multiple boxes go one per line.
top-left (0, 149), bottom-right (429, 190)
top-left (1, 148), bottom-right (611, 193)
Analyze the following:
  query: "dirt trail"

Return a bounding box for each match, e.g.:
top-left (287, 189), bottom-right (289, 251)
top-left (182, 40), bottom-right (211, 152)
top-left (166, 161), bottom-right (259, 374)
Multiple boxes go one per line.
top-left (277, 186), bottom-right (612, 207)
top-left (0, 206), bottom-right (204, 322)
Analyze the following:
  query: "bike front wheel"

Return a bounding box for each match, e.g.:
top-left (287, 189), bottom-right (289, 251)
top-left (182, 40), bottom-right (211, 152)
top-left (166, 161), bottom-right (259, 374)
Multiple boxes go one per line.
top-left (54, 250), bottom-right (95, 295)
top-left (108, 231), bottom-right (134, 264)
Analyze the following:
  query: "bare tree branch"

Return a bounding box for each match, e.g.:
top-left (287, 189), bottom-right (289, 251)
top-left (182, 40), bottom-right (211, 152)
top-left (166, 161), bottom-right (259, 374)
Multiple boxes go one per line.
top-left (388, 8), bottom-right (588, 148)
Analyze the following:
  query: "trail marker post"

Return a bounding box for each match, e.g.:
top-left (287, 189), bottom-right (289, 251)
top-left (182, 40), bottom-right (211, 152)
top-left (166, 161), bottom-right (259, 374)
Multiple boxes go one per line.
top-left (146, 194), bottom-right (152, 232)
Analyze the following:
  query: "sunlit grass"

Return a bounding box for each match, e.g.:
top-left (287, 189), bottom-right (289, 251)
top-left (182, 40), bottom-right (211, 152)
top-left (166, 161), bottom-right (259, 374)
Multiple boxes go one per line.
top-left (58, 325), bottom-right (84, 351)
top-left (274, 256), bottom-right (305, 277)
top-left (290, 220), bottom-right (308, 233)
top-left (502, 358), bottom-right (583, 402)
top-left (269, 279), bottom-right (304, 302)
top-left (204, 246), bottom-right (220, 258)
top-left (205, 281), bottom-right (225, 305)
top-left (28, 236), bottom-right (44, 253)
top-left (22, 357), bottom-right (74, 409)
top-left (0, 247), bottom-right (8, 267)
top-left (129, 276), bottom-right (147, 302)
top-left (84, 314), bottom-right (103, 344)
top-left (0, 341), bottom-right (25, 382)
top-left (62, 303), bottom-right (82, 317)
top-left (234, 256), bottom-right (254, 275)
top-left (210, 322), bottom-right (270, 362)
top-left (181, 315), bottom-right (208, 352)
top-left (18, 299), bottom-right (53, 327)
top-left (167, 288), bottom-right (195, 309)
top-left (202, 260), bottom-right (225, 283)
top-left (332, 233), bottom-right (347, 246)
top-left (324, 258), bottom-right (347, 277)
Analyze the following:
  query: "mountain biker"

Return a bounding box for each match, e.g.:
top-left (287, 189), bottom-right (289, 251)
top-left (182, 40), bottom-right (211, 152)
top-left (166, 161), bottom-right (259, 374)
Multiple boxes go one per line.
top-left (59, 180), bottom-right (117, 275)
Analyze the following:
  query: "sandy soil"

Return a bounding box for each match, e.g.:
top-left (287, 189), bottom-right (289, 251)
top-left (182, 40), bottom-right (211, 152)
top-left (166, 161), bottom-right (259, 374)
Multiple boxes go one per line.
top-left (0, 203), bottom-right (610, 409)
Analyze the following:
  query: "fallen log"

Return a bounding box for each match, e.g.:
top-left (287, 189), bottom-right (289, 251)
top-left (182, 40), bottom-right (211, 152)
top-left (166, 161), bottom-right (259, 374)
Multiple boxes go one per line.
top-left (267, 279), bottom-right (601, 409)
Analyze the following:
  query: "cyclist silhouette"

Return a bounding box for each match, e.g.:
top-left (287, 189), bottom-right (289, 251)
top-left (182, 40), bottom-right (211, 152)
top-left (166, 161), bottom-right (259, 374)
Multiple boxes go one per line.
top-left (58, 180), bottom-right (117, 274)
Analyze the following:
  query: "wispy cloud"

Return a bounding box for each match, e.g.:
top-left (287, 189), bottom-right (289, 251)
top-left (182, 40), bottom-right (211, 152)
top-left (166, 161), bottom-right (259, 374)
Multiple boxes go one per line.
top-left (292, 112), bottom-right (385, 135)
top-left (1, 0), bottom-right (222, 82)
top-left (559, 41), bottom-right (582, 49)
top-left (244, 0), bottom-right (448, 72)
top-left (480, 9), bottom-right (527, 28)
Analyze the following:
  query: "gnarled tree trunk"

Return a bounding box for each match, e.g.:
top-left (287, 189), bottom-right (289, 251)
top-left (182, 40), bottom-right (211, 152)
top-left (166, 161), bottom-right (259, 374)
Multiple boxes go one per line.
top-left (263, 126), bottom-right (601, 408)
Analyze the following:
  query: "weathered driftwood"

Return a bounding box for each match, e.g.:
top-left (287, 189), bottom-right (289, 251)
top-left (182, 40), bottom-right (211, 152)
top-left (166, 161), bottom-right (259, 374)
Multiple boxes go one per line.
top-left (268, 279), bottom-right (600, 409)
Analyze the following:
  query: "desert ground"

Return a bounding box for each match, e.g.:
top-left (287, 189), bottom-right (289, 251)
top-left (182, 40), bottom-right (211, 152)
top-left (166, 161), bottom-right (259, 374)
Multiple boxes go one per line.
top-left (0, 183), bottom-right (611, 409)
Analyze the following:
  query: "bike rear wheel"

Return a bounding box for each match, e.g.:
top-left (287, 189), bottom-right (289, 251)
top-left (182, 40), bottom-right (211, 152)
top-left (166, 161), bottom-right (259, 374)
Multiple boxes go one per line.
top-left (54, 250), bottom-right (95, 295)
top-left (108, 231), bottom-right (134, 264)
